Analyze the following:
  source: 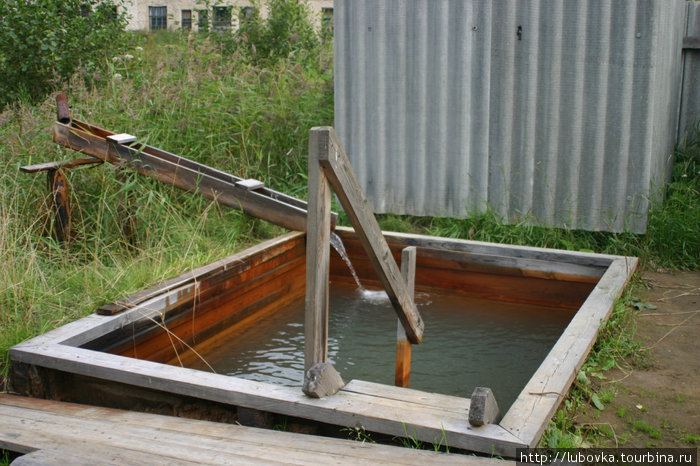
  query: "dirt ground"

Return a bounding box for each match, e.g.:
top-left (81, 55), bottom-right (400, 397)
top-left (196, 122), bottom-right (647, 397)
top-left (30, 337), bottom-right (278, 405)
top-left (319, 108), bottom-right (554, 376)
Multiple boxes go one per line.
top-left (577, 270), bottom-right (699, 448)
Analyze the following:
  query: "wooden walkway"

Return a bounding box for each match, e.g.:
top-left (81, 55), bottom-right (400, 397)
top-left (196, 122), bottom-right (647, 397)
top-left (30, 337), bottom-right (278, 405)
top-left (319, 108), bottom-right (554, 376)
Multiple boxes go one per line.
top-left (0, 394), bottom-right (510, 465)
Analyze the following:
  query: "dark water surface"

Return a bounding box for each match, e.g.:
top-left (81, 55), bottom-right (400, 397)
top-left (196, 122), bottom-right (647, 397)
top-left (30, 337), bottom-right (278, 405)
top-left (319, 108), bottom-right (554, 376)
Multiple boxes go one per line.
top-left (188, 282), bottom-right (575, 409)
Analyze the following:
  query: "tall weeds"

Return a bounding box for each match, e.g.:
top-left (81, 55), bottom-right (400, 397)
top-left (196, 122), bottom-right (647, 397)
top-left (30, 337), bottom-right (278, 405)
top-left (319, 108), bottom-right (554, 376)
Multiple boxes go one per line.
top-left (0, 30), bottom-right (333, 384)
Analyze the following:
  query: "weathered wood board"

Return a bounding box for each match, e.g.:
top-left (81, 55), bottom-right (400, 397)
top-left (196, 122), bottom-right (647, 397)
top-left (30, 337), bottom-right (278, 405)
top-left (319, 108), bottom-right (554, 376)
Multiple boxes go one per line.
top-left (19, 157), bottom-right (102, 173)
top-left (313, 126), bottom-right (424, 344)
top-left (305, 128), bottom-right (333, 371)
top-left (52, 120), bottom-right (337, 232)
top-left (1, 394), bottom-right (500, 465)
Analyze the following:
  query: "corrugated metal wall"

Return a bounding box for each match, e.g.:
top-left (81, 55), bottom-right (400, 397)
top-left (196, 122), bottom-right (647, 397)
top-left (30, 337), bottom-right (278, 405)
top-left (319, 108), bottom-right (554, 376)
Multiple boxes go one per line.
top-left (679, 1), bottom-right (700, 144)
top-left (334, 0), bottom-right (687, 233)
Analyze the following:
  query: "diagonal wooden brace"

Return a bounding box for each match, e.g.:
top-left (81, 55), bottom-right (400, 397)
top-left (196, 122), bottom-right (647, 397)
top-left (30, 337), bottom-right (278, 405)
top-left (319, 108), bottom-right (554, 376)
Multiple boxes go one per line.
top-left (311, 127), bottom-right (424, 344)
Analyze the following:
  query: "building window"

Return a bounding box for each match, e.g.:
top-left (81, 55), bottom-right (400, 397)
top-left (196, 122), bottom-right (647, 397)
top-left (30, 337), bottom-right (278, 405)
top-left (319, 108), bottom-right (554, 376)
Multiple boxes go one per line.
top-left (197, 9), bottom-right (209, 32)
top-left (240, 6), bottom-right (256, 23)
top-left (213, 6), bottom-right (232, 30)
top-left (321, 8), bottom-right (333, 39)
top-left (149, 6), bottom-right (167, 30)
top-left (181, 10), bottom-right (192, 30)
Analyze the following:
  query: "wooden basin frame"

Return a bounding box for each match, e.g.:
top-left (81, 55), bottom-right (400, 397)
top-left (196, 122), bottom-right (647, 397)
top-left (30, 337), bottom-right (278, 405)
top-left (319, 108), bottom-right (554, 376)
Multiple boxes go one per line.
top-left (10, 227), bottom-right (636, 457)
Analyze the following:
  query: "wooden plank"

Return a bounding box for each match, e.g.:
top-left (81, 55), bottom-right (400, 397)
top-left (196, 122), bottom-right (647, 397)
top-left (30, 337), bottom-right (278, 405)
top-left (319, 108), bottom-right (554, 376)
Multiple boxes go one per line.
top-left (336, 234), bottom-right (604, 282)
top-left (304, 128), bottom-right (333, 371)
top-left (19, 157), bottom-right (102, 173)
top-left (314, 127), bottom-right (424, 344)
top-left (336, 237), bottom-right (602, 284)
top-left (170, 279), bottom-right (305, 367)
top-left (46, 168), bottom-right (71, 243)
top-left (100, 248), bottom-right (306, 357)
top-left (499, 257), bottom-right (638, 446)
top-left (53, 121), bottom-right (313, 232)
top-left (97, 232), bottom-right (304, 316)
top-left (11, 449), bottom-right (116, 466)
top-left (107, 257), bottom-right (304, 360)
top-left (56, 93), bottom-right (71, 124)
top-left (8, 445), bottom-right (191, 466)
top-left (0, 404), bottom-right (285, 464)
top-left (0, 395), bottom-right (495, 465)
top-left (396, 247), bottom-right (416, 387)
top-left (9, 345), bottom-right (525, 456)
top-left (335, 227), bottom-right (616, 268)
top-left (18, 234), bottom-right (304, 351)
top-left (329, 253), bottom-right (593, 309)
top-left (343, 380), bottom-right (470, 412)
top-left (70, 119), bottom-right (319, 219)
top-left (151, 264), bottom-right (306, 364)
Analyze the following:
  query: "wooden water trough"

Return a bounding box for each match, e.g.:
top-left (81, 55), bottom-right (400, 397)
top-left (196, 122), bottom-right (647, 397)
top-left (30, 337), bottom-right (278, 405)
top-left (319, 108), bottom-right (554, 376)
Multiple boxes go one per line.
top-left (10, 108), bottom-right (637, 457)
top-left (9, 225), bottom-right (636, 456)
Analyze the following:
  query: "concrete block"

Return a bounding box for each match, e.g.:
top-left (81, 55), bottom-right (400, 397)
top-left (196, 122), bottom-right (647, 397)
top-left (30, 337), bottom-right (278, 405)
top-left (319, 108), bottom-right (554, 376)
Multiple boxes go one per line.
top-left (302, 362), bottom-right (344, 398)
top-left (468, 387), bottom-right (500, 427)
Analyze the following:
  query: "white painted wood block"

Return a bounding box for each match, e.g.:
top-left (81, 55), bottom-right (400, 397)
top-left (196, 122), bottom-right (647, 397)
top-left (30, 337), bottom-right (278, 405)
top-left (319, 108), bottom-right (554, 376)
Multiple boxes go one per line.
top-left (236, 179), bottom-right (265, 191)
top-left (106, 133), bottom-right (137, 144)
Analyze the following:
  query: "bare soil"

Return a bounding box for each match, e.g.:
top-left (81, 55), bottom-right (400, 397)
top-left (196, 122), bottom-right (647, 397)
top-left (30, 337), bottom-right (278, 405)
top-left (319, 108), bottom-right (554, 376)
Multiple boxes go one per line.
top-left (577, 270), bottom-right (699, 448)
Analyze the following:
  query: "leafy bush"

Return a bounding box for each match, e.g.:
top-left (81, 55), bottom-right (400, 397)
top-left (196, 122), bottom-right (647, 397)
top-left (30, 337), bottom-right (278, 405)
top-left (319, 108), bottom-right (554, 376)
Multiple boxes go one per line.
top-left (227, 0), bottom-right (319, 63)
top-left (0, 0), bottom-right (129, 108)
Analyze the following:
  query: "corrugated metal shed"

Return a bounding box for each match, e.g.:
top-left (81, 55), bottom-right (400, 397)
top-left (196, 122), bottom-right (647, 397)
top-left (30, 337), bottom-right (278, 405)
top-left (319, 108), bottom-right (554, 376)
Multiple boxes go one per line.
top-left (334, 0), bottom-right (687, 233)
top-left (679, 1), bottom-right (700, 144)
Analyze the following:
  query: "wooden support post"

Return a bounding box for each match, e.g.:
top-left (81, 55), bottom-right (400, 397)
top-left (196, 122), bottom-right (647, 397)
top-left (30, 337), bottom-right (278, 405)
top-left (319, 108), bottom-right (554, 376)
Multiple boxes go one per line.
top-left (46, 168), bottom-right (71, 244)
top-left (304, 128), bottom-right (332, 372)
top-left (56, 93), bottom-right (71, 124)
top-left (314, 127), bottom-right (424, 344)
top-left (303, 129), bottom-right (344, 397)
top-left (395, 246), bottom-right (416, 387)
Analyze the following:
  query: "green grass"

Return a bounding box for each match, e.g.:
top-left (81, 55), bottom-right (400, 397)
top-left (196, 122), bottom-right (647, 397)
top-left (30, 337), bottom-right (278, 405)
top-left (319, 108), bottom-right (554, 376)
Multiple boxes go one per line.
top-left (632, 421), bottom-right (662, 439)
top-left (538, 286), bottom-right (650, 449)
top-left (0, 31), bottom-right (332, 385)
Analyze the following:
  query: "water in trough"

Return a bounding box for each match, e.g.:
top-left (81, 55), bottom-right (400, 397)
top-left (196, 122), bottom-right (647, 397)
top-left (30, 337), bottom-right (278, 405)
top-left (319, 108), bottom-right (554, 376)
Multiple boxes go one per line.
top-left (187, 275), bottom-right (574, 408)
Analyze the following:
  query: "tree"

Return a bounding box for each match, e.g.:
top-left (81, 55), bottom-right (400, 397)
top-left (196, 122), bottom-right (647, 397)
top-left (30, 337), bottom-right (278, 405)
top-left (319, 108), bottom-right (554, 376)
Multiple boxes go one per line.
top-left (234, 0), bottom-right (319, 63)
top-left (0, 0), bottom-right (129, 108)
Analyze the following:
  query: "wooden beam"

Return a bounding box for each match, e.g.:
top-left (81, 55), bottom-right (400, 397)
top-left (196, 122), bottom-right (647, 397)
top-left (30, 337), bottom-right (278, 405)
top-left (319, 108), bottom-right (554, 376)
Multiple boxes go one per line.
top-left (96, 232), bottom-right (304, 317)
top-left (19, 157), bottom-right (102, 173)
top-left (499, 256), bottom-right (638, 446)
top-left (304, 128), bottom-right (332, 371)
top-left (56, 93), bottom-right (71, 124)
top-left (67, 119), bottom-right (316, 218)
top-left (52, 121), bottom-right (337, 232)
top-left (46, 168), bottom-right (71, 244)
top-left (0, 394), bottom-right (481, 465)
top-left (338, 227), bottom-right (614, 268)
top-left (395, 247), bottom-right (416, 387)
top-left (314, 127), bottom-right (424, 344)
